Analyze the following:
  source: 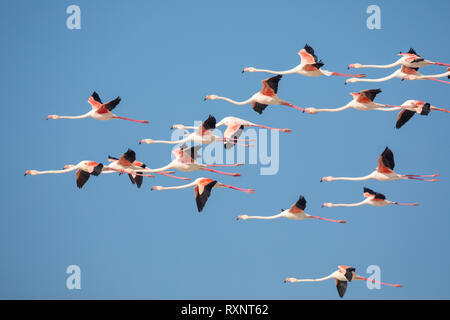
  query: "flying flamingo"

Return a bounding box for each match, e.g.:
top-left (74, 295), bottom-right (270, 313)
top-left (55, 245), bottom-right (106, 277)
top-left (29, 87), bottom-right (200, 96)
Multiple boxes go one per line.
top-left (284, 265), bottom-right (402, 298)
top-left (151, 177), bottom-right (254, 212)
top-left (322, 187), bottom-right (419, 208)
top-left (237, 195), bottom-right (346, 223)
top-left (345, 66), bottom-right (450, 84)
top-left (242, 44), bottom-right (366, 79)
top-left (390, 100), bottom-right (449, 129)
top-left (140, 115), bottom-right (253, 147)
top-left (204, 75), bottom-right (306, 114)
top-left (304, 89), bottom-right (404, 114)
top-left (172, 116), bottom-right (291, 149)
top-left (320, 147), bottom-right (439, 182)
top-left (141, 144), bottom-right (243, 177)
top-left (47, 91), bottom-right (149, 123)
top-left (24, 161), bottom-right (104, 189)
top-left (106, 149), bottom-right (187, 188)
top-left (348, 48), bottom-right (450, 69)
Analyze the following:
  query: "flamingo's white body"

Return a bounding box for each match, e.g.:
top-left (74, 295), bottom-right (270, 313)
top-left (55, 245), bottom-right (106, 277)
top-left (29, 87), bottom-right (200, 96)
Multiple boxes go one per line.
top-left (285, 265), bottom-right (402, 298)
top-left (321, 147), bottom-right (439, 183)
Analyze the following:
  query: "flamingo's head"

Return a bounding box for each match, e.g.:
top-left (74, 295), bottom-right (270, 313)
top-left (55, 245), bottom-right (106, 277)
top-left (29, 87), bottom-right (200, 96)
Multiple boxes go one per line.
top-left (24, 170), bottom-right (38, 176)
top-left (321, 202), bottom-right (334, 208)
top-left (242, 67), bottom-right (256, 73)
top-left (347, 63), bottom-right (362, 69)
top-left (151, 186), bottom-right (163, 191)
top-left (345, 78), bottom-right (358, 84)
top-left (46, 115), bottom-right (59, 120)
top-left (284, 278), bottom-right (297, 283)
top-left (204, 95), bottom-right (218, 101)
top-left (139, 139), bottom-right (154, 144)
top-left (320, 176), bottom-right (334, 182)
top-left (304, 107), bottom-right (317, 114)
top-left (236, 214), bottom-right (249, 220)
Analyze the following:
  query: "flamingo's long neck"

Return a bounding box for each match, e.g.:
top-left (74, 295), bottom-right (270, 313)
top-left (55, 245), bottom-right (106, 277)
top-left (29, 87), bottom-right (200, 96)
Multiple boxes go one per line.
top-left (359, 60), bottom-right (402, 69)
top-left (58, 113), bottom-right (91, 119)
top-left (351, 71), bottom-right (398, 83)
top-left (216, 96), bottom-right (253, 106)
top-left (151, 137), bottom-right (191, 145)
top-left (292, 274), bottom-right (335, 283)
top-left (314, 104), bottom-right (352, 113)
top-left (33, 167), bottom-right (79, 174)
top-left (332, 173), bottom-right (374, 181)
top-left (245, 213), bottom-right (285, 220)
top-left (158, 181), bottom-right (198, 190)
top-left (329, 200), bottom-right (368, 207)
top-left (251, 67), bottom-right (298, 75)
top-left (142, 162), bottom-right (175, 173)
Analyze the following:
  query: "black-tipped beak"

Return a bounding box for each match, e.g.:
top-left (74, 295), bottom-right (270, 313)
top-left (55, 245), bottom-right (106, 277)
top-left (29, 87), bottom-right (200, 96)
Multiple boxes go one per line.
top-left (321, 204), bottom-right (324, 208)
top-left (24, 173), bottom-right (27, 176)
top-left (320, 179), bottom-right (323, 183)
top-left (203, 98), bottom-right (207, 101)
top-left (241, 69), bottom-right (245, 73)
top-left (138, 141), bottom-right (142, 144)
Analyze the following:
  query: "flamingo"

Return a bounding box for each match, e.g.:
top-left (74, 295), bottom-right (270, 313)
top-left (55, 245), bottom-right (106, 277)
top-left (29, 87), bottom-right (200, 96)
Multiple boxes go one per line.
top-left (320, 147), bottom-right (439, 182)
top-left (304, 89), bottom-right (404, 114)
top-left (284, 265), bottom-right (402, 298)
top-left (47, 91), bottom-right (149, 123)
top-left (204, 75), bottom-right (306, 114)
top-left (391, 100), bottom-right (449, 129)
top-left (172, 116), bottom-right (291, 149)
top-left (242, 44), bottom-right (366, 79)
top-left (105, 149), bottom-right (187, 188)
top-left (140, 115), bottom-right (253, 147)
top-left (151, 177), bottom-right (254, 212)
top-left (237, 195), bottom-right (346, 223)
top-left (24, 161), bottom-right (104, 189)
top-left (322, 187), bottom-right (419, 208)
top-left (141, 144), bottom-right (243, 177)
top-left (348, 48), bottom-right (450, 69)
top-left (345, 66), bottom-right (450, 84)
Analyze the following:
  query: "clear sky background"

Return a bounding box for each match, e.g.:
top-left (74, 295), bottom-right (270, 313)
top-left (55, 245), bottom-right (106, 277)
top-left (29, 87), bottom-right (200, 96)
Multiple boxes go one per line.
top-left (1, 0), bottom-right (449, 299)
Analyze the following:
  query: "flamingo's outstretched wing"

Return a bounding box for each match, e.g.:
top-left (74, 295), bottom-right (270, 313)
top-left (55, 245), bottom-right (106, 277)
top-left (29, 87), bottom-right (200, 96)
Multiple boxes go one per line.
top-left (194, 178), bottom-right (217, 212)
top-left (363, 187), bottom-right (386, 200)
top-left (335, 280), bottom-right (348, 298)
top-left (358, 89), bottom-right (382, 103)
top-left (224, 123), bottom-right (244, 149)
top-left (196, 115), bottom-right (216, 135)
top-left (103, 97), bottom-right (121, 112)
top-left (88, 91), bottom-right (103, 109)
top-left (76, 170), bottom-right (90, 189)
top-left (377, 147), bottom-right (395, 173)
top-left (395, 109), bottom-right (416, 129)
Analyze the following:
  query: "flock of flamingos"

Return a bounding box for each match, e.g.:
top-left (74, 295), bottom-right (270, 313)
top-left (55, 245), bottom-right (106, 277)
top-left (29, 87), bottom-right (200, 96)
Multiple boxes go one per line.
top-left (26, 45), bottom-right (449, 298)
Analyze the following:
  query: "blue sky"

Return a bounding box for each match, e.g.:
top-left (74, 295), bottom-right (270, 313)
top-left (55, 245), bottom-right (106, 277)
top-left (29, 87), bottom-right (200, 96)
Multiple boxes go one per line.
top-left (1, 0), bottom-right (449, 299)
